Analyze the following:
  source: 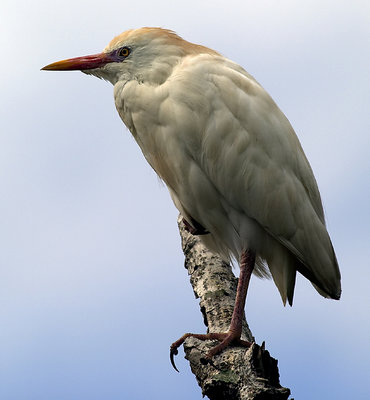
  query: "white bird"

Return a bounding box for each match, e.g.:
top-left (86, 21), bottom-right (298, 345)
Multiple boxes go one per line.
top-left (42, 27), bottom-right (341, 369)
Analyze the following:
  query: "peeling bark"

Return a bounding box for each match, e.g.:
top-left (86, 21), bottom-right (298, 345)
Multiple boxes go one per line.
top-left (176, 216), bottom-right (291, 400)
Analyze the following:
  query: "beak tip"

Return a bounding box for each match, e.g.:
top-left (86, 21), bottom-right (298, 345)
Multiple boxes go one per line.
top-left (40, 64), bottom-right (54, 71)
top-left (41, 63), bottom-right (66, 71)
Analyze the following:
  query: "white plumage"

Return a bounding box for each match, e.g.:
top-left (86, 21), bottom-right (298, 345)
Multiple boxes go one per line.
top-left (42, 27), bottom-right (341, 307)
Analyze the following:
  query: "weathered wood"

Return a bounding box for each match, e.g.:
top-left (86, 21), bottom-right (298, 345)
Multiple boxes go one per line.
top-left (176, 216), bottom-right (291, 400)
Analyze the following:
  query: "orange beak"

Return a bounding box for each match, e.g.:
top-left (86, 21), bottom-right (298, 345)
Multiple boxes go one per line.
top-left (41, 52), bottom-right (116, 71)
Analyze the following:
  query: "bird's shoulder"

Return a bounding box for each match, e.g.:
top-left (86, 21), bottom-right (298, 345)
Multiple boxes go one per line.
top-left (170, 53), bottom-right (264, 101)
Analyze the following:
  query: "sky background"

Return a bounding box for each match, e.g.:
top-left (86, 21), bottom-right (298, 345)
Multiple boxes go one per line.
top-left (1, 0), bottom-right (369, 399)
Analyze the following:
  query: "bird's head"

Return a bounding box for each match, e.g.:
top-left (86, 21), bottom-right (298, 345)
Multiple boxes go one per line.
top-left (42, 27), bottom-right (216, 85)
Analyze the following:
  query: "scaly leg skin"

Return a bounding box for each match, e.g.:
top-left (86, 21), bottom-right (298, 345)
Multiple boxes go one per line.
top-left (170, 249), bottom-right (255, 372)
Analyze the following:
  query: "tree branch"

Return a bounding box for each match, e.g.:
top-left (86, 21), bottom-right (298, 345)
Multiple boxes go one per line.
top-left (176, 216), bottom-right (291, 400)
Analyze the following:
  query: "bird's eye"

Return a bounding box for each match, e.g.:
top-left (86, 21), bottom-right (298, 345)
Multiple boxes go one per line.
top-left (117, 47), bottom-right (130, 58)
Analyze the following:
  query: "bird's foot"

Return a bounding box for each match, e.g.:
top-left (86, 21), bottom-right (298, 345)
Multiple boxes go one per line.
top-left (182, 218), bottom-right (209, 235)
top-left (170, 330), bottom-right (252, 372)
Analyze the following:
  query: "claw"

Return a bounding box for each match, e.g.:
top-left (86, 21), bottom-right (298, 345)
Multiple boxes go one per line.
top-left (182, 217), bottom-right (209, 235)
top-left (170, 346), bottom-right (180, 372)
top-left (169, 331), bottom-right (251, 372)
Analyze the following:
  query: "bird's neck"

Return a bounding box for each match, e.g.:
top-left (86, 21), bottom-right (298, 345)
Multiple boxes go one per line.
top-left (135, 54), bottom-right (182, 86)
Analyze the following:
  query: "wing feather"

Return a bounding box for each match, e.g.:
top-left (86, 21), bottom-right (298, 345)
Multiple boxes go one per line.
top-left (195, 57), bottom-right (341, 299)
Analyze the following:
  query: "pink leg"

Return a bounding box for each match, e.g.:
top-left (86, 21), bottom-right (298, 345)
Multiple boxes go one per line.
top-left (170, 249), bottom-right (255, 371)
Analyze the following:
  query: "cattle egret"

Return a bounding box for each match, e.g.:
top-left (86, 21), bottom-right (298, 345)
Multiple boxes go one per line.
top-left (42, 27), bottom-right (341, 370)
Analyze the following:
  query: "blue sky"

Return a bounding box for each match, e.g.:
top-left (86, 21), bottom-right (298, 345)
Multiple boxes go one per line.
top-left (1, 1), bottom-right (369, 399)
